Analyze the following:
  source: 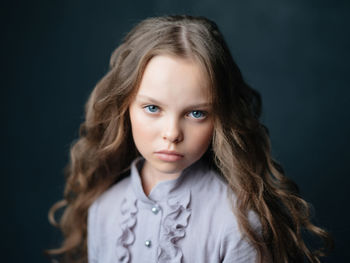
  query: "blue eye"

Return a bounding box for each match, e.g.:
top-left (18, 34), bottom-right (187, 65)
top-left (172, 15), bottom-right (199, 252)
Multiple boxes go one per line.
top-left (189, 110), bottom-right (206, 119)
top-left (144, 105), bottom-right (159, 113)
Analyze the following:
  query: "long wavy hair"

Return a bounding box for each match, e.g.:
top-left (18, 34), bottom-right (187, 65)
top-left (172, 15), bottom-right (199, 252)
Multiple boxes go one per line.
top-left (45, 15), bottom-right (333, 263)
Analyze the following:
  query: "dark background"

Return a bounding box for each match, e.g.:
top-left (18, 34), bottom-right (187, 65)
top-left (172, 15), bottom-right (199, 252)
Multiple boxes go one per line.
top-left (3, 0), bottom-right (349, 262)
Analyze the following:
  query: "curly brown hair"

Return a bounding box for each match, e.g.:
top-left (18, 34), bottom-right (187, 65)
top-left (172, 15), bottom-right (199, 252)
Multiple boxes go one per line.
top-left (45, 15), bottom-right (333, 263)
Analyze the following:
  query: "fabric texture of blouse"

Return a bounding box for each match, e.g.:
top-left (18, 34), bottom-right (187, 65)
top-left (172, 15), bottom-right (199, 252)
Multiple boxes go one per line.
top-left (87, 156), bottom-right (268, 263)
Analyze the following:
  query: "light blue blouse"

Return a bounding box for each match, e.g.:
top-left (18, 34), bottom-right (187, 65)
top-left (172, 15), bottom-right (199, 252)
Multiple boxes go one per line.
top-left (87, 156), bottom-right (269, 263)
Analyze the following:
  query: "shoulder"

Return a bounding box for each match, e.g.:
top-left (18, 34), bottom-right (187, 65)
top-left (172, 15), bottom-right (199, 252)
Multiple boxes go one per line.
top-left (190, 169), bottom-right (234, 228)
top-left (188, 167), bottom-right (264, 260)
top-left (87, 176), bottom-right (131, 261)
top-left (203, 170), bottom-right (263, 261)
top-left (190, 167), bottom-right (233, 215)
top-left (191, 165), bottom-right (229, 199)
top-left (191, 166), bottom-right (262, 235)
top-left (88, 175), bottom-right (131, 218)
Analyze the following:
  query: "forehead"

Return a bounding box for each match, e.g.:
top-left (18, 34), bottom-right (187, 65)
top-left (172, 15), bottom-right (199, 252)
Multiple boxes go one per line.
top-left (135, 55), bottom-right (211, 103)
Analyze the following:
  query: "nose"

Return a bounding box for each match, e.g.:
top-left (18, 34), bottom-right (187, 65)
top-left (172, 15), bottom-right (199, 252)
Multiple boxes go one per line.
top-left (162, 117), bottom-right (183, 143)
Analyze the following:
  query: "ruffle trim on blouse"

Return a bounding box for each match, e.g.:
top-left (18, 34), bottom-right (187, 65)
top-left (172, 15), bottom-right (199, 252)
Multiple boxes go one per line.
top-left (115, 196), bottom-right (138, 263)
top-left (157, 191), bottom-right (192, 263)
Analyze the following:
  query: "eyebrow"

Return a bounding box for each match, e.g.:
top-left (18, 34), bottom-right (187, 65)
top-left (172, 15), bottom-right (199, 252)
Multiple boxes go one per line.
top-left (137, 95), bottom-right (212, 108)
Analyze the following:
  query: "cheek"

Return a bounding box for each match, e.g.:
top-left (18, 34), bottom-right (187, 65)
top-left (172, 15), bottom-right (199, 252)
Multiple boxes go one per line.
top-left (188, 123), bottom-right (214, 152)
top-left (129, 107), bottom-right (156, 142)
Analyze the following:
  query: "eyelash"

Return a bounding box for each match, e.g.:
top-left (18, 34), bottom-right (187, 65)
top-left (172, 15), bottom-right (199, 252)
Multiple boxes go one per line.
top-left (143, 105), bottom-right (208, 120)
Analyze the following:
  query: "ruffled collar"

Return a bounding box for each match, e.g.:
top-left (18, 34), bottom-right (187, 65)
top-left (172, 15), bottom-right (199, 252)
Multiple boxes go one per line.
top-left (130, 156), bottom-right (205, 204)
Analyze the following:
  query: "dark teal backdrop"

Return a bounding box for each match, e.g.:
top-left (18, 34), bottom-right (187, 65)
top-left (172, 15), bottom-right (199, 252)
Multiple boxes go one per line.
top-left (3, 0), bottom-right (349, 262)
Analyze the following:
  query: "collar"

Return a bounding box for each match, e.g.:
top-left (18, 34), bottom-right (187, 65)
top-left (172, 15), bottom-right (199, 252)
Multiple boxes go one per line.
top-left (130, 156), bottom-right (207, 205)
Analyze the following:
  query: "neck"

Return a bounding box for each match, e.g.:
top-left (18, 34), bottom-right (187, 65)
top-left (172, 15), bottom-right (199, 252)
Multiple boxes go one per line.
top-left (140, 161), bottom-right (181, 196)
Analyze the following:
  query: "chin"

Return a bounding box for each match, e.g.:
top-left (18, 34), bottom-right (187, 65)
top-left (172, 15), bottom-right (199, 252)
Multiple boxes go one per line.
top-left (151, 158), bottom-right (188, 174)
top-left (156, 162), bottom-right (185, 172)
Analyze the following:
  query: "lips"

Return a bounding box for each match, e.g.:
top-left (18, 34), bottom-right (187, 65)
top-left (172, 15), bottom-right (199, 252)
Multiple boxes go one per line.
top-left (154, 150), bottom-right (184, 162)
top-left (156, 150), bottom-right (184, 156)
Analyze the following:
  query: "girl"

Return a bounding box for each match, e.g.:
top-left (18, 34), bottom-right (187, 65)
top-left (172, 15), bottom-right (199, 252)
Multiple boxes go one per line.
top-left (45, 15), bottom-right (333, 263)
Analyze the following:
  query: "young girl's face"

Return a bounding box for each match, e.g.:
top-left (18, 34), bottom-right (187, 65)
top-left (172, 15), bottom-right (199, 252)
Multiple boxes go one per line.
top-left (128, 54), bottom-right (214, 178)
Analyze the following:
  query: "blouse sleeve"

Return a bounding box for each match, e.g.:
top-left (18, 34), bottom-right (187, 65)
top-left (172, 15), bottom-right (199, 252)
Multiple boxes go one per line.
top-left (87, 200), bottom-right (99, 263)
top-left (220, 211), bottom-right (270, 263)
top-left (220, 228), bottom-right (258, 263)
